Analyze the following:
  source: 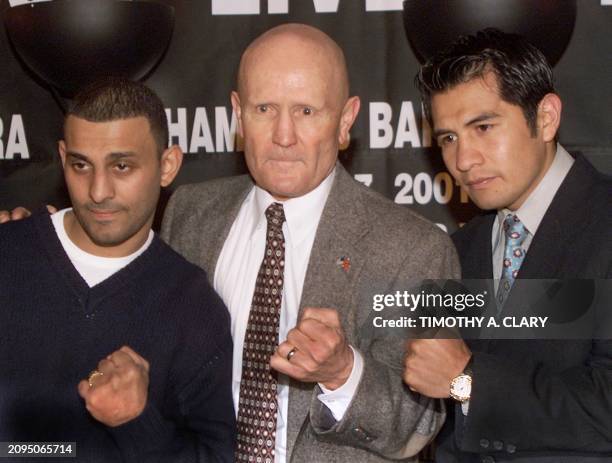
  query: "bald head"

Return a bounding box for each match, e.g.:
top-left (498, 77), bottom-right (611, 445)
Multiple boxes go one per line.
top-left (237, 23), bottom-right (350, 104)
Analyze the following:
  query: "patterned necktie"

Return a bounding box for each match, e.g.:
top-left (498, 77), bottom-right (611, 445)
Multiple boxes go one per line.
top-left (236, 202), bottom-right (286, 463)
top-left (496, 213), bottom-right (528, 308)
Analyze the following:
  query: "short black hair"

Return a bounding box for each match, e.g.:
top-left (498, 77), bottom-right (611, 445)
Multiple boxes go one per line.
top-left (416, 28), bottom-right (555, 135)
top-left (67, 77), bottom-right (168, 155)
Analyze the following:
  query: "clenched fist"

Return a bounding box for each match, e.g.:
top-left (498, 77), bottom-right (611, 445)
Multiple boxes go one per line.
top-left (271, 307), bottom-right (354, 390)
top-left (78, 346), bottom-right (150, 427)
top-left (403, 339), bottom-right (471, 398)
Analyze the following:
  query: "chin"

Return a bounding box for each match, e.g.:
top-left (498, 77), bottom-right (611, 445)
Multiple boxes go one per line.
top-left (468, 195), bottom-right (507, 211)
top-left (81, 220), bottom-right (125, 245)
top-left (263, 178), bottom-right (305, 199)
top-left (88, 231), bottom-right (127, 248)
top-left (268, 189), bottom-right (298, 201)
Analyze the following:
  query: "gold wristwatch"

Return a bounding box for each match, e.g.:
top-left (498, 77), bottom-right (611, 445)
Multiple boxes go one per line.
top-left (449, 357), bottom-right (473, 403)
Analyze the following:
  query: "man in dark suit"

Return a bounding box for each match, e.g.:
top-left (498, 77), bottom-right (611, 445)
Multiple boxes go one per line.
top-left (403, 29), bottom-right (612, 462)
top-left (162, 23), bottom-right (459, 462)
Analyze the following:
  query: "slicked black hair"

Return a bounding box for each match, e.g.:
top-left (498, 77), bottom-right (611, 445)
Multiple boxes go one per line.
top-left (416, 28), bottom-right (555, 135)
top-left (67, 77), bottom-right (168, 155)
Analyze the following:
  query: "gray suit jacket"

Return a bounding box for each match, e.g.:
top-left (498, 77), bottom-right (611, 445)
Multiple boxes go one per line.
top-left (161, 164), bottom-right (461, 462)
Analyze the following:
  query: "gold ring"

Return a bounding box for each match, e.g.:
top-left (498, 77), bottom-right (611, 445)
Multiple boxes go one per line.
top-left (88, 370), bottom-right (104, 388)
top-left (286, 347), bottom-right (298, 361)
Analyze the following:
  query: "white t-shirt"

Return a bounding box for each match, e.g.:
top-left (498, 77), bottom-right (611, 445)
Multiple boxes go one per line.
top-left (51, 208), bottom-right (153, 287)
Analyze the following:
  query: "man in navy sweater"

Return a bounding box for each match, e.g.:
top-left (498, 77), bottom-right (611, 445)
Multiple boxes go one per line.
top-left (0, 78), bottom-right (235, 462)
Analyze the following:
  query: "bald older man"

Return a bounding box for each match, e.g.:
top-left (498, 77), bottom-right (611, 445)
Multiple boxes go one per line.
top-left (161, 24), bottom-right (459, 462)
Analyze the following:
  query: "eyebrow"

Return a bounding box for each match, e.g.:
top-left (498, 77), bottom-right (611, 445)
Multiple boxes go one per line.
top-left (465, 112), bottom-right (500, 126)
top-left (433, 112), bottom-right (501, 139)
top-left (65, 151), bottom-right (138, 161)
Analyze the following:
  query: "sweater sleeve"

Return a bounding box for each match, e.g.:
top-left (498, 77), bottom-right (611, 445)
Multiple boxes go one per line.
top-left (106, 257), bottom-right (236, 463)
top-left (107, 338), bottom-right (235, 463)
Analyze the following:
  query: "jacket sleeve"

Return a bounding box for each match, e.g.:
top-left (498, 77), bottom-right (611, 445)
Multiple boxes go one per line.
top-left (456, 338), bottom-right (612, 454)
top-left (309, 231), bottom-right (461, 459)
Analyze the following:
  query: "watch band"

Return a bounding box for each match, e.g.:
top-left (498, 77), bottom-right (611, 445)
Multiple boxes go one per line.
top-left (463, 354), bottom-right (474, 376)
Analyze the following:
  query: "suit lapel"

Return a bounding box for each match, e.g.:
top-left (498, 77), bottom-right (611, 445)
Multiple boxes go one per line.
top-left (460, 215), bottom-right (495, 280)
top-left (493, 156), bottom-right (597, 344)
top-left (286, 165), bottom-right (370, 458)
top-left (512, 156), bottom-right (594, 280)
top-left (457, 154), bottom-right (596, 282)
top-left (456, 215), bottom-right (496, 350)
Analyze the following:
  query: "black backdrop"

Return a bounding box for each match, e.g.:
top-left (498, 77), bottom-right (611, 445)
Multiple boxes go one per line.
top-left (1, 0), bottom-right (611, 234)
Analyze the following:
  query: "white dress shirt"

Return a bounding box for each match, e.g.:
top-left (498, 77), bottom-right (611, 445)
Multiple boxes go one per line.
top-left (214, 168), bottom-right (364, 463)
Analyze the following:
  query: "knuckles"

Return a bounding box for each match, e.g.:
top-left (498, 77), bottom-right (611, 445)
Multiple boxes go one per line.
top-left (309, 343), bottom-right (333, 365)
top-left (406, 340), bottom-right (421, 356)
top-left (123, 366), bottom-right (138, 382)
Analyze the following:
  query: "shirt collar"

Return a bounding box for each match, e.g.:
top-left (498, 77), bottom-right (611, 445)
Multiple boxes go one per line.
top-left (249, 167), bottom-right (336, 247)
top-left (497, 143), bottom-right (574, 235)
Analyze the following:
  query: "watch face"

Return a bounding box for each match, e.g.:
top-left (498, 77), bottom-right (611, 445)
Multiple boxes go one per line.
top-left (451, 374), bottom-right (472, 401)
top-left (455, 377), bottom-right (470, 395)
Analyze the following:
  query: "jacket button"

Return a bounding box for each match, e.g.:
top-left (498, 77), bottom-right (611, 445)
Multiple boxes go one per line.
top-left (506, 444), bottom-right (517, 454)
top-left (352, 427), bottom-right (367, 440)
top-left (481, 456), bottom-right (495, 463)
top-left (479, 438), bottom-right (490, 449)
top-left (492, 440), bottom-right (503, 451)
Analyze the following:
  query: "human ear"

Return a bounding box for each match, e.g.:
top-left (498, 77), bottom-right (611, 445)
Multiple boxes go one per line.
top-left (537, 93), bottom-right (562, 142)
top-left (338, 96), bottom-right (361, 146)
top-left (231, 91), bottom-right (245, 138)
top-left (160, 145), bottom-right (183, 187)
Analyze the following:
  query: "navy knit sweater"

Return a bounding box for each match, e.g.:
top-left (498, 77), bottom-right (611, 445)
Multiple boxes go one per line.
top-left (0, 212), bottom-right (236, 462)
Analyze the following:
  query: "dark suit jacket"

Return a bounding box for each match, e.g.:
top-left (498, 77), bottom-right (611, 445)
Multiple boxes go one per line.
top-left (161, 164), bottom-right (460, 462)
top-left (436, 155), bottom-right (612, 462)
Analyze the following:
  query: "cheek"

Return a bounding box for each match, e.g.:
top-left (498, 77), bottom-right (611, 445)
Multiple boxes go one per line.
top-left (305, 139), bottom-right (336, 176)
top-left (501, 138), bottom-right (537, 177)
top-left (242, 118), bottom-right (271, 144)
top-left (441, 150), bottom-right (459, 175)
top-left (306, 126), bottom-right (338, 157)
top-left (243, 132), bottom-right (269, 161)
top-left (242, 144), bottom-right (266, 180)
top-left (64, 174), bottom-right (89, 202)
top-left (120, 172), bottom-right (159, 201)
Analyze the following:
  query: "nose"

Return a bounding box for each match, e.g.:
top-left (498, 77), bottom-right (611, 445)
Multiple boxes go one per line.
top-left (89, 169), bottom-right (114, 204)
top-left (454, 138), bottom-right (484, 173)
top-left (272, 109), bottom-right (297, 147)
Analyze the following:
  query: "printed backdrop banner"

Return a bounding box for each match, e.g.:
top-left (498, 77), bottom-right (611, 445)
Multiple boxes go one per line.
top-left (1, 0), bottom-right (611, 233)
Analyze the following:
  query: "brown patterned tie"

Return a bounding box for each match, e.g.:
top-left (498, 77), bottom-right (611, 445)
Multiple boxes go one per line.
top-left (236, 202), bottom-right (286, 463)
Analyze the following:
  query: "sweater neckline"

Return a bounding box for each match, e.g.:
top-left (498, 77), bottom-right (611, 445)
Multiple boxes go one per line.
top-left (33, 211), bottom-right (164, 306)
